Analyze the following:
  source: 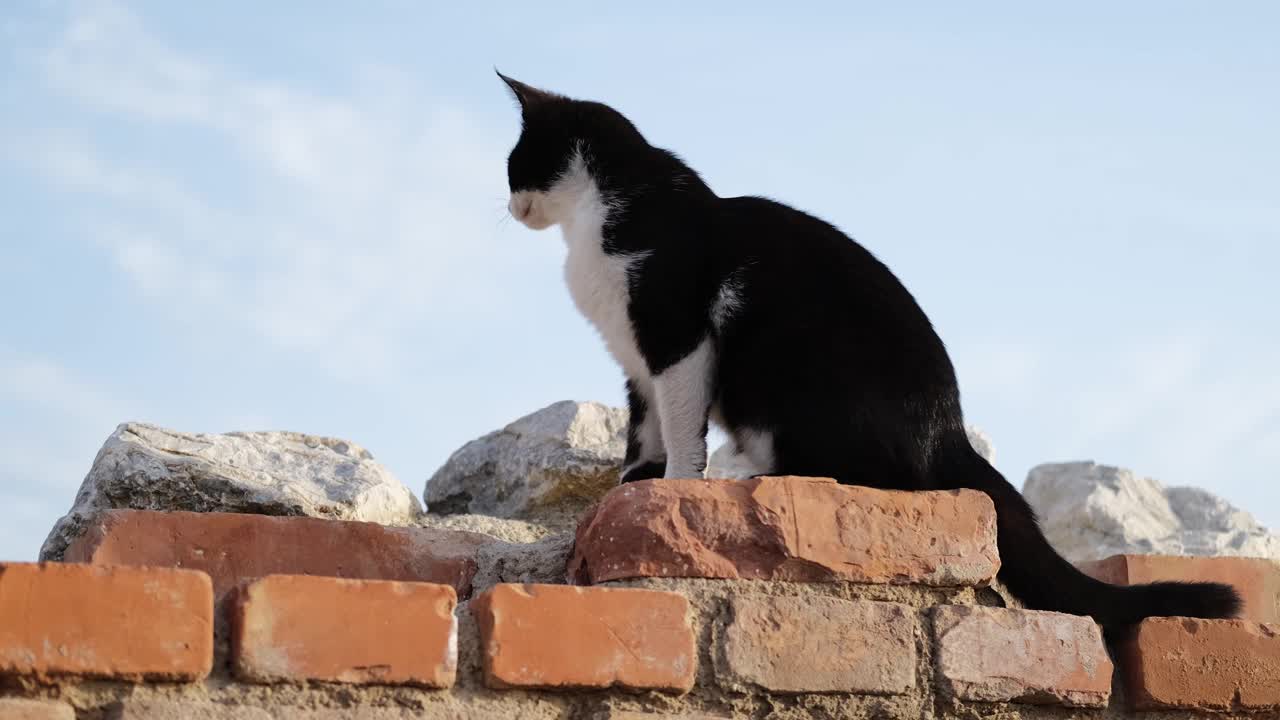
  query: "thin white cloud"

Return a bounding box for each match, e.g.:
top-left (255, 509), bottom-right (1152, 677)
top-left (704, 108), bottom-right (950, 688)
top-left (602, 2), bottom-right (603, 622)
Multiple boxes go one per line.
top-left (26, 0), bottom-right (526, 382)
top-left (20, 133), bottom-right (214, 225)
top-left (0, 351), bottom-right (121, 426)
top-left (0, 349), bottom-right (127, 499)
top-left (0, 349), bottom-right (132, 560)
top-left (42, 0), bottom-right (223, 126)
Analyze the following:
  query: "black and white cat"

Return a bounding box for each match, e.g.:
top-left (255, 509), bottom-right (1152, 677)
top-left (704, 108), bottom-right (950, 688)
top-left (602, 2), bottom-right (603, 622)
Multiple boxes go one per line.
top-left (497, 73), bottom-right (1239, 637)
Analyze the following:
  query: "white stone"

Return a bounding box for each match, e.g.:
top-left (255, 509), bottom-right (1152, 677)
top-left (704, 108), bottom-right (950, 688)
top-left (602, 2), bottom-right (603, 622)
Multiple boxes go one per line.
top-left (417, 513), bottom-right (553, 545)
top-left (415, 515), bottom-right (573, 593)
top-left (41, 422), bottom-right (422, 560)
top-left (966, 425), bottom-right (996, 463)
top-left (470, 531), bottom-right (576, 591)
top-left (1024, 460), bottom-right (1280, 563)
top-left (424, 400), bottom-right (627, 524)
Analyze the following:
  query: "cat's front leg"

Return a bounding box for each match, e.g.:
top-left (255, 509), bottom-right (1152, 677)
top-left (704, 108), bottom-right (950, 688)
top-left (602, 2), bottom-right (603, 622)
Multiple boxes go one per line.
top-left (627, 249), bottom-right (714, 480)
top-left (652, 339), bottom-right (714, 479)
top-left (620, 377), bottom-right (666, 483)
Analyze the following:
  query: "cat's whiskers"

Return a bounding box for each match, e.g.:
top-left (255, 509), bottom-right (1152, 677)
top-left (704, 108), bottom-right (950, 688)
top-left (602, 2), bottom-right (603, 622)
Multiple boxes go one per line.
top-left (493, 198), bottom-right (515, 230)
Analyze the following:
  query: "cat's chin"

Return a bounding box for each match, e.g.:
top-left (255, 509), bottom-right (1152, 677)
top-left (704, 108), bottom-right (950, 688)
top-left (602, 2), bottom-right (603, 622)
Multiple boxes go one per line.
top-left (517, 216), bottom-right (556, 231)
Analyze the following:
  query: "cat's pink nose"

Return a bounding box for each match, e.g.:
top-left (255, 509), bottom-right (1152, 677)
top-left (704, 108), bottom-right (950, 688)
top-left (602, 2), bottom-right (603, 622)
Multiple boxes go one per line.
top-left (509, 195), bottom-right (533, 220)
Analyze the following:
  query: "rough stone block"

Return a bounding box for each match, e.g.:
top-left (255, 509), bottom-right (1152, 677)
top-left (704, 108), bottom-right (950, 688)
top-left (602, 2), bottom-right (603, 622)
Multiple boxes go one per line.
top-left (570, 477), bottom-right (999, 587)
top-left (933, 605), bottom-right (1112, 707)
top-left (41, 422), bottom-right (422, 561)
top-left (722, 595), bottom-right (917, 694)
top-left (1025, 461), bottom-right (1280, 564)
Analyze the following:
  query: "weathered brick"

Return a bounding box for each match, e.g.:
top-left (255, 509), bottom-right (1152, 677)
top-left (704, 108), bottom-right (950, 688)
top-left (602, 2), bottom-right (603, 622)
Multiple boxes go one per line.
top-left (64, 509), bottom-right (490, 600)
top-left (0, 562), bottom-right (212, 681)
top-left (0, 699), bottom-right (75, 720)
top-left (722, 595), bottom-right (916, 694)
top-left (231, 574), bottom-right (456, 687)
top-left (933, 605), bottom-right (1112, 707)
top-left (569, 477), bottom-right (998, 587)
top-left (472, 583), bottom-right (695, 692)
top-left (1122, 617), bottom-right (1280, 711)
top-left (1080, 554), bottom-right (1279, 623)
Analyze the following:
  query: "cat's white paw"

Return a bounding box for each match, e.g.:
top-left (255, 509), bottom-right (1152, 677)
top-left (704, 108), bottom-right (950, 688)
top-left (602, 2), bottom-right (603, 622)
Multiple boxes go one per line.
top-left (663, 463), bottom-right (706, 480)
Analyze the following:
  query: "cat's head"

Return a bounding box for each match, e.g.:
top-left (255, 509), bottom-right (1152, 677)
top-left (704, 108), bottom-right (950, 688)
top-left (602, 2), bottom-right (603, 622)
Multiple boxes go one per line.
top-left (497, 72), bottom-right (645, 230)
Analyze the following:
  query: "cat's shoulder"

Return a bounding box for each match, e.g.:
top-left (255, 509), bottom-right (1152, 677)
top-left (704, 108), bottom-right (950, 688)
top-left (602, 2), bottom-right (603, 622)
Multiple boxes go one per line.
top-left (714, 194), bottom-right (834, 232)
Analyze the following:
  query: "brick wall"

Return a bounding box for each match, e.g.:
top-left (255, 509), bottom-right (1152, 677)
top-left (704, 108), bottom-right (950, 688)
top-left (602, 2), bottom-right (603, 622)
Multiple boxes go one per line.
top-left (1, 476), bottom-right (1277, 719)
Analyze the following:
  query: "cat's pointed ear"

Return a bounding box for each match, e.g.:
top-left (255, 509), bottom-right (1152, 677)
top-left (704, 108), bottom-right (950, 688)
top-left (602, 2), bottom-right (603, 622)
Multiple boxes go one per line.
top-left (495, 69), bottom-right (557, 114)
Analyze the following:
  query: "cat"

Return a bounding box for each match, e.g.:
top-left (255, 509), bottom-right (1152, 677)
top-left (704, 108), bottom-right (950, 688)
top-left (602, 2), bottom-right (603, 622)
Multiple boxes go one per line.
top-left (495, 72), bottom-right (1240, 638)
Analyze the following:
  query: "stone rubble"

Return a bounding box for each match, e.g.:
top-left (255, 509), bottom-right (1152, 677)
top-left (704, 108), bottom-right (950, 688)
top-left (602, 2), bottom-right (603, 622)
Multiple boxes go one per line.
top-left (1024, 461), bottom-right (1280, 563)
top-left (41, 423), bottom-right (422, 560)
top-left (13, 402), bottom-right (1280, 718)
top-left (423, 401), bottom-right (627, 530)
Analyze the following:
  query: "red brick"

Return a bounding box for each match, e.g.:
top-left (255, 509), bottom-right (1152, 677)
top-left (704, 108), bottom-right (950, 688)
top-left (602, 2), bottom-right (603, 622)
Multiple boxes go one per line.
top-left (722, 595), bottom-right (916, 694)
top-left (64, 509), bottom-right (490, 601)
top-left (472, 583), bottom-right (695, 692)
top-left (933, 605), bottom-right (1113, 707)
top-left (0, 562), bottom-right (212, 681)
top-left (1122, 617), bottom-right (1280, 711)
top-left (1080, 554), bottom-right (1279, 623)
top-left (231, 574), bottom-right (456, 687)
top-left (570, 477), bottom-right (999, 587)
top-left (0, 699), bottom-right (75, 720)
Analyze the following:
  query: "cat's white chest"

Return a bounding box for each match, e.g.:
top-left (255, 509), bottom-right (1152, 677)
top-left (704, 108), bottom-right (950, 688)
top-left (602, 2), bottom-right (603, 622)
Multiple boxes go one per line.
top-left (561, 218), bottom-right (650, 383)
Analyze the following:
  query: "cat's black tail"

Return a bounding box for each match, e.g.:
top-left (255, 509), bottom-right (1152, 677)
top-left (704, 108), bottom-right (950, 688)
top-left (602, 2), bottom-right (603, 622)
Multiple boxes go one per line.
top-left (932, 434), bottom-right (1241, 640)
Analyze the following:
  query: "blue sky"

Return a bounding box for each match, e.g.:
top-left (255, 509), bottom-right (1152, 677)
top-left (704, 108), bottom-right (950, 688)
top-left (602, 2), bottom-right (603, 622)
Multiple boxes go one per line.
top-left (2, 1), bottom-right (1277, 561)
